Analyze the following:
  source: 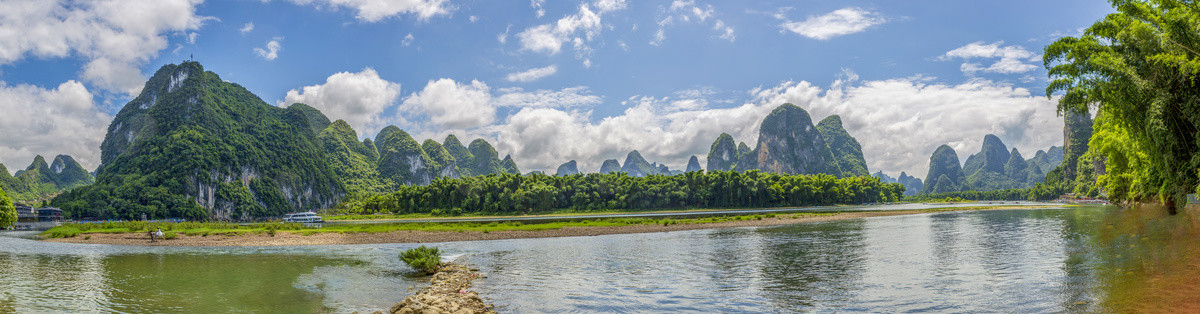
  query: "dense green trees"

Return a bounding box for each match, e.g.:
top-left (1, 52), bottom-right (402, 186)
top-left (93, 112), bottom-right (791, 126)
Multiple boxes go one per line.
top-left (1045, 0), bottom-right (1200, 213)
top-left (339, 170), bottom-right (904, 215)
top-left (0, 187), bottom-right (15, 228)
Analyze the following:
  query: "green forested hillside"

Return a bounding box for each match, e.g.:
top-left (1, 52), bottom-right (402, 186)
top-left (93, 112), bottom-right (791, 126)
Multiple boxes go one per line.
top-left (54, 62), bottom-right (343, 220)
top-left (0, 155), bottom-right (95, 203)
top-left (816, 115), bottom-right (869, 177)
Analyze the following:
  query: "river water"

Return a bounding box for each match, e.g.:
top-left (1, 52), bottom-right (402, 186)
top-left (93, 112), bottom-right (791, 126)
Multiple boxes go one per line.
top-left (0, 205), bottom-right (1183, 312)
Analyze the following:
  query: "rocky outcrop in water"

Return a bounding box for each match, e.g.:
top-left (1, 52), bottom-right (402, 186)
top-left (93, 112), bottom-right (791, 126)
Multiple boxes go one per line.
top-left (387, 263), bottom-right (495, 314)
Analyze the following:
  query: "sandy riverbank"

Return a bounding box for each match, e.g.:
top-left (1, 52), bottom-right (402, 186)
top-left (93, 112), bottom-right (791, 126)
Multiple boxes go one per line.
top-left (44, 206), bottom-right (1049, 246)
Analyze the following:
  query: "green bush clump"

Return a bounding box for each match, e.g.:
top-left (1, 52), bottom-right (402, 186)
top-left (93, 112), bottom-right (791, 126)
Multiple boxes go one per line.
top-left (43, 227), bottom-right (82, 238)
top-left (163, 232), bottom-right (178, 239)
top-left (400, 245), bottom-right (442, 275)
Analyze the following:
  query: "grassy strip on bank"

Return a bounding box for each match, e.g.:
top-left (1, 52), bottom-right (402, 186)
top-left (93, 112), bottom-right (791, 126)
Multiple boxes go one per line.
top-left (41, 205), bottom-right (1037, 239)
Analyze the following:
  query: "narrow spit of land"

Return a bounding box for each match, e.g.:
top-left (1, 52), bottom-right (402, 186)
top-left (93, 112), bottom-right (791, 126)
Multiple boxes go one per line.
top-left (384, 263), bottom-right (495, 314)
top-left (43, 205), bottom-right (1054, 246)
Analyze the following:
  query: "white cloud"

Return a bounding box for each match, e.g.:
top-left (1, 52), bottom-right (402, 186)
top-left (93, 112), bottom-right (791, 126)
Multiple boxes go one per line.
top-left (0, 81), bottom-right (110, 172)
top-left (402, 33), bottom-right (415, 46)
top-left (779, 7), bottom-right (886, 40)
top-left (941, 41), bottom-right (1038, 74)
top-left (751, 76), bottom-right (1062, 179)
top-left (254, 38), bottom-right (282, 60)
top-left (498, 24), bottom-right (511, 44)
top-left (240, 22), bottom-right (255, 34)
top-left (653, 1), bottom-right (734, 45)
top-left (593, 0), bottom-right (628, 13)
top-left (280, 68), bottom-right (401, 136)
top-left (530, 0), bottom-right (546, 18)
top-left (287, 0), bottom-right (453, 22)
top-left (402, 79), bottom-right (495, 128)
top-left (0, 0), bottom-right (211, 96)
top-left (516, 0), bottom-right (624, 65)
top-left (485, 75), bottom-right (1061, 177)
top-left (469, 15), bottom-right (478, 22)
top-left (493, 86), bottom-right (602, 108)
top-left (505, 65), bottom-right (558, 83)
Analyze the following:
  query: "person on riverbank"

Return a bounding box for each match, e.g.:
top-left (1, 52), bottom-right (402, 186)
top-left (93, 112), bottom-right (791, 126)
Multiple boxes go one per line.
top-left (151, 228), bottom-right (164, 242)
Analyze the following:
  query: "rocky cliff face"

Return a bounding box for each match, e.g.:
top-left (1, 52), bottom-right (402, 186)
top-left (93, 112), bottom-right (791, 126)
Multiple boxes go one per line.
top-left (599, 159), bottom-right (621, 173)
top-left (319, 120), bottom-right (386, 195)
top-left (377, 128), bottom-right (436, 186)
top-left (921, 145), bottom-right (965, 194)
top-left (706, 133), bottom-right (740, 172)
top-left (747, 104), bottom-right (837, 175)
top-left (1062, 110), bottom-right (1093, 180)
top-left (556, 160), bottom-right (580, 176)
top-left (685, 156), bottom-right (702, 172)
top-left (422, 140), bottom-right (460, 179)
top-left (816, 115), bottom-right (869, 177)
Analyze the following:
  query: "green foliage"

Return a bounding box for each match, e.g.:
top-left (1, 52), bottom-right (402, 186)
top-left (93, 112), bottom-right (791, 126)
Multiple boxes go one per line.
top-left (0, 155), bottom-right (96, 203)
top-left (343, 170), bottom-right (905, 215)
top-left (0, 187), bottom-right (15, 228)
top-left (400, 245), bottom-right (442, 274)
top-left (42, 226), bottom-right (81, 238)
top-left (907, 182), bottom-right (1064, 202)
top-left (377, 128), bottom-right (436, 186)
top-left (163, 231), bottom-right (179, 239)
top-left (319, 120), bottom-right (389, 196)
top-left (1045, 0), bottom-right (1200, 212)
top-left (706, 133), bottom-right (741, 171)
top-left (467, 139), bottom-right (504, 175)
top-left (442, 135), bottom-right (475, 177)
top-left (53, 62), bottom-right (343, 220)
top-left (921, 145), bottom-right (965, 194)
top-left (816, 115), bottom-right (869, 177)
top-left (621, 150), bottom-right (659, 177)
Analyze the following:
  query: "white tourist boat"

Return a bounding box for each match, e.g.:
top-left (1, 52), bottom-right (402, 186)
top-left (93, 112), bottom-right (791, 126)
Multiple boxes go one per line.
top-left (282, 211), bottom-right (324, 223)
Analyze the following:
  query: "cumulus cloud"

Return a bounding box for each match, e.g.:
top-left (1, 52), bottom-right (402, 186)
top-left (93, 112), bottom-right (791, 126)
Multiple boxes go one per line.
top-left (779, 7), bottom-right (886, 40)
top-left (0, 0), bottom-right (211, 96)
top-left (486, 75), bottom-right (1061, 177)
top-left (530, 0), bottom-right (546, 18)
top-left (402, 79), bottom-right (495, 128)
top-left (652, 0), bottom-right (734, 45)
top-left (941, 41), bottom-right (1038, 74)
top-left (516, 0), bottom-right (625, 65)
top-left (493, 86), bottom-right (602, 108)
top-left (240, 22), bottom-right (255, 34)
top-left (0, 81), bottom-right (110, 172)
top-left (505, 65), bottom-right (558, 83)
top-left (750, 76), bottom-right (1062, 179)
top-left (254, 38), bottom-right (282, 60)
top-left (280, 68), bottom-right (401, 136)
top-left (287, 0), bottom-right (453, 22)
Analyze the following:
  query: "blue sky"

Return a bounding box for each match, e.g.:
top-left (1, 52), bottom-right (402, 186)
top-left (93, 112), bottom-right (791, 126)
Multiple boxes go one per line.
top-left (0, 0), bottom-right (1114, 179)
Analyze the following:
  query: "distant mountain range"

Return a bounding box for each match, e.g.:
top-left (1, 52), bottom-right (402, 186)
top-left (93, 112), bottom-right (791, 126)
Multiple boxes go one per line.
top-left (52, 62), bottom-right (521, 220)
top-left (0, 155), bottom-right (94, 203)
top-left (43, 61), bottom-right (1071, 219)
